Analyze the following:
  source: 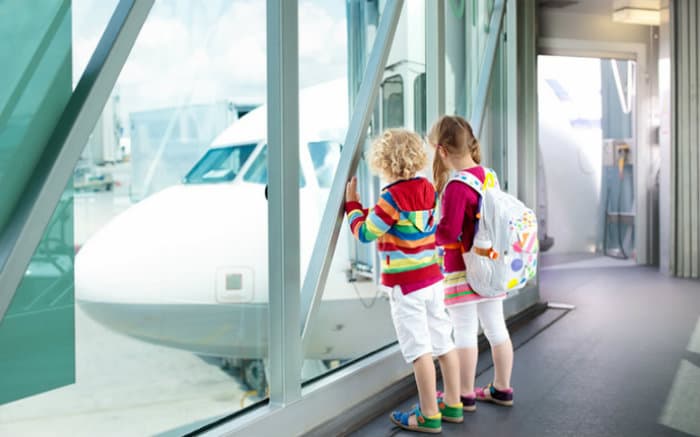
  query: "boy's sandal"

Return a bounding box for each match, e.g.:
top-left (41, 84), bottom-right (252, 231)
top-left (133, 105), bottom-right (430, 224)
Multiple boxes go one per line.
top-left (475, 382), bottom-right (514, 406)
top-left (437, 397), bottom-right (464, 423)
top-left (389, 405), bottom-right (442, 434)
top-left (437, 390), bottom-right (476, 412)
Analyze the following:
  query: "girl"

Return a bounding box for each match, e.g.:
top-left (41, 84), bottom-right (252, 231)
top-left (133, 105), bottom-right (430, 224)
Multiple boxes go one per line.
top-left (429, 115), bottom-right (515, 411)
top-left (345, 129), bottom-right (463, 433)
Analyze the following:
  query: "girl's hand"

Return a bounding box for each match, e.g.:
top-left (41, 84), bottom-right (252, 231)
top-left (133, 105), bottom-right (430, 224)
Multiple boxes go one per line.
top-left (346, 176), bottom-right (360, 203)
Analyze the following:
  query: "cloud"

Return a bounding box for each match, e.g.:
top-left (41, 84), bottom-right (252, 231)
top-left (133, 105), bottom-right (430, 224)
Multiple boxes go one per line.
top-left (72, 0), bottom-right (348, 117)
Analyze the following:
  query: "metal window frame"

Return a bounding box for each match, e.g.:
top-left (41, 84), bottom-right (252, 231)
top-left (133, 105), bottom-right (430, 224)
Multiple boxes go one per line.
top-left (470, 0), bottom-right (506, 138)
top-left (266, 0), bottom-right (302, 406)
top-left (300, 0), bottom-right (404, 345)
top-left (426, 0), bottom-right (445, 125)
top-left (658, 0), bottom-right (673, 275)
top-left (0, 0), bottom-right (155, 322)
top-left (505, 0), bottom-right (518, 196)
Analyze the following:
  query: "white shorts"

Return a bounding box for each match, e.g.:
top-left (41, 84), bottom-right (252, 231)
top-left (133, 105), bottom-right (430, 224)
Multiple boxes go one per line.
top-left (385, 281), bottom-right (455, 363)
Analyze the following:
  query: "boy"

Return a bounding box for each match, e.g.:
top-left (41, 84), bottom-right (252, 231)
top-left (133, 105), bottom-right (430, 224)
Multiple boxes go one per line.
top-left (345, 129), bottom-right (462, 433)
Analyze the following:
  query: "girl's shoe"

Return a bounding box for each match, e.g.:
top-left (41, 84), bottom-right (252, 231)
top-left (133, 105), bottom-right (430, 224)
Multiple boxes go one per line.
top-left (475, 383), bottom-right (513, 406)
top-left (389, 406), bottom-right (442, 434)
top-left (437, 390), bottom-right (475, 413)
top-left (461, 393), bottom-right (476, 412)
top-left (437, 397), bottom-right (464, 423)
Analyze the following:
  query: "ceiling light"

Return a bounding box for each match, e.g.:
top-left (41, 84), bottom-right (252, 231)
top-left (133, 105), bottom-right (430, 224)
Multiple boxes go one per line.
top-left (612, 7), bottom-right (661, 25)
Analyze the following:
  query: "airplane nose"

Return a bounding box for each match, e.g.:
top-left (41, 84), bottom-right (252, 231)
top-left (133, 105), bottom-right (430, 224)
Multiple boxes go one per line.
top-left (74, 193), bottom-right (173, 305)
top-left (75, 185), bottom-right (209, 305)
top-left (75, 184), bottom-right (267, 305)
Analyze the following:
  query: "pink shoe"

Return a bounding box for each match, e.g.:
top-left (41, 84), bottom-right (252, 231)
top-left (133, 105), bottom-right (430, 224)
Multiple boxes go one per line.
top-left (475, 383), bottom-right (513, 406)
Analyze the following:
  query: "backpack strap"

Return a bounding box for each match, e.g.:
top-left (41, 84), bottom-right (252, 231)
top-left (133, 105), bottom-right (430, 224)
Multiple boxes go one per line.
top-left (448, 170), bottom-right (484, 196)
top-left (447, 170), bottom-right (484, 244)
top-left (447, 168), bottom-right (499, 242)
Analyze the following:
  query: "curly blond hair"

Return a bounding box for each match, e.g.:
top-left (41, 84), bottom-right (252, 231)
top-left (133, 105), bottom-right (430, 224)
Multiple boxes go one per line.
top-left (370, 129), bottom-right (428, 181)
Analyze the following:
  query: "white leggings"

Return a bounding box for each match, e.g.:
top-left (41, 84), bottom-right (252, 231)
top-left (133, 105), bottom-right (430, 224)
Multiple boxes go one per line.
top-left (447, 299), bottom-right (510, 349)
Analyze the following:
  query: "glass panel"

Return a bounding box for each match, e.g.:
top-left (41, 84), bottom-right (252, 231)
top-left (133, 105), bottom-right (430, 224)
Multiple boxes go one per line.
top-left (71, 0), bottom-right (121, 87)
top-left (0, 0), bottom-right (75, 405)
top-left (308, 141), bottom-right (342, 188)
top-left (0, 1), bottom-right (72, 237)
top-left (242, 144), bottom-right (306, 187)
top-left (244, 145), bottom-right (268, 184)
top-left (1, 1), bottom-right (270, 434)
top-left (382, 75), bottom-right (405, 129)
top-left (457, 0), bottom-right (513, 189)
top-left (481, 38), bottom-right (507, 180)
top-left (463, 0), bottom-right (496, 120)
top-left (0, 0), bottom-right (117, 234)
top-left (0, 186), bottom-right (75, 406)
top-left (299, 0), bottom-right (426, 383)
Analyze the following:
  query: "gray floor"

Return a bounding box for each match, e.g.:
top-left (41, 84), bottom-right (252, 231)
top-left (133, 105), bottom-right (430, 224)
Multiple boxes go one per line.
top-left (349, 264), bottom-right (700, 437)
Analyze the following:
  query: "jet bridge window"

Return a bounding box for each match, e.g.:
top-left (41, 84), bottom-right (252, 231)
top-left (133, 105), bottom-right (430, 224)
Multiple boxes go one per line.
top-left (382, 75), bottom-right (404, 129)
top-left (414, 73), bottom-right (426, 135)
top-left (243, 144), bottom-right (306, 187)
top-left (184, 144), bottom-right (256, 184)
top-left (308, 141), bottom-right (341, 188)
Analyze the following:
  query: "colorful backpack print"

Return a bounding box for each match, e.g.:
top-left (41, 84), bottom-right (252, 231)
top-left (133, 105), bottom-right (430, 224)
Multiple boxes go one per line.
top-left (449, 168), bottom-right (538, 297)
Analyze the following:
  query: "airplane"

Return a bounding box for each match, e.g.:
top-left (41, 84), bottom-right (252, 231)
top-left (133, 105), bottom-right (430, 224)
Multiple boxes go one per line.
top-left (75, 77), bottom-right (397, 392)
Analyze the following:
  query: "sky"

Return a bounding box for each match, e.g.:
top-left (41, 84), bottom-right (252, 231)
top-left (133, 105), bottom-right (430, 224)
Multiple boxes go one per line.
top-left (72, 0), bottom-right (348, 113)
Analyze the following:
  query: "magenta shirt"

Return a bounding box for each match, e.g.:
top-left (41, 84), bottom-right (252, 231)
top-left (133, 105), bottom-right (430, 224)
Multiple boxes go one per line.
top-left (435, 166), bottom-right (485, 273)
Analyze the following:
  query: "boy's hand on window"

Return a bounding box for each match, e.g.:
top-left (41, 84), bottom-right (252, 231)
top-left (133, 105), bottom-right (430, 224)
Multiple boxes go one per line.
top-left (346, 176), bottom-right (360, 203)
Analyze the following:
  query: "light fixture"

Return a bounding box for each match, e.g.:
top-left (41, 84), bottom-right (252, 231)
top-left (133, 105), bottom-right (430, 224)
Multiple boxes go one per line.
top-left (612, 7), bottom-right (661, 25)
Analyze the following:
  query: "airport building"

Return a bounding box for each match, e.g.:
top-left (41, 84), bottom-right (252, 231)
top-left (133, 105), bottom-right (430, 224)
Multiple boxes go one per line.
top-left (0, 0), bottom-right (698, 435)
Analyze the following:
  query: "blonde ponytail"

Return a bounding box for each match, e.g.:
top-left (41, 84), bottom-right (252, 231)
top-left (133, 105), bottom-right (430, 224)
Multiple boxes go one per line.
top-left (427, 115), bottom-right (482, 194)
top-left (433, 155), bottom-right (450, 194)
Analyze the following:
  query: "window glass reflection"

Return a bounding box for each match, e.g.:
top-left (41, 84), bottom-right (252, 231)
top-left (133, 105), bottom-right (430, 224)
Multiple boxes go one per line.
top-left (308, 141), bottom-right (341, 188)
top-left (244, 145), bottom-right (268, 184)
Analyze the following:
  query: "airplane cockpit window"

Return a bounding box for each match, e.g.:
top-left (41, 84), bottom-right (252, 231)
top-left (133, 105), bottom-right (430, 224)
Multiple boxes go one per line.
top-left (308, 141), bottom-right (341, 188)
top-left (184, 144), bottom-right (257, 184)
top-left (382, 74), bottom-right (404, 129)
top-left (243, 144), bottom-right (306, 187)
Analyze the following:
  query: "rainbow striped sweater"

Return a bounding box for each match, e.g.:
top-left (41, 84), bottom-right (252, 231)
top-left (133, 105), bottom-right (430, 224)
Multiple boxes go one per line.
top-left (345, 177), bottom-right (443, 295)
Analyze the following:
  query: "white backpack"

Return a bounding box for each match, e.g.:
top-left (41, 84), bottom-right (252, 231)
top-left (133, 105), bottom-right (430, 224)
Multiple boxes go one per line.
top-left (449, 168), bottom-right (538, 296)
